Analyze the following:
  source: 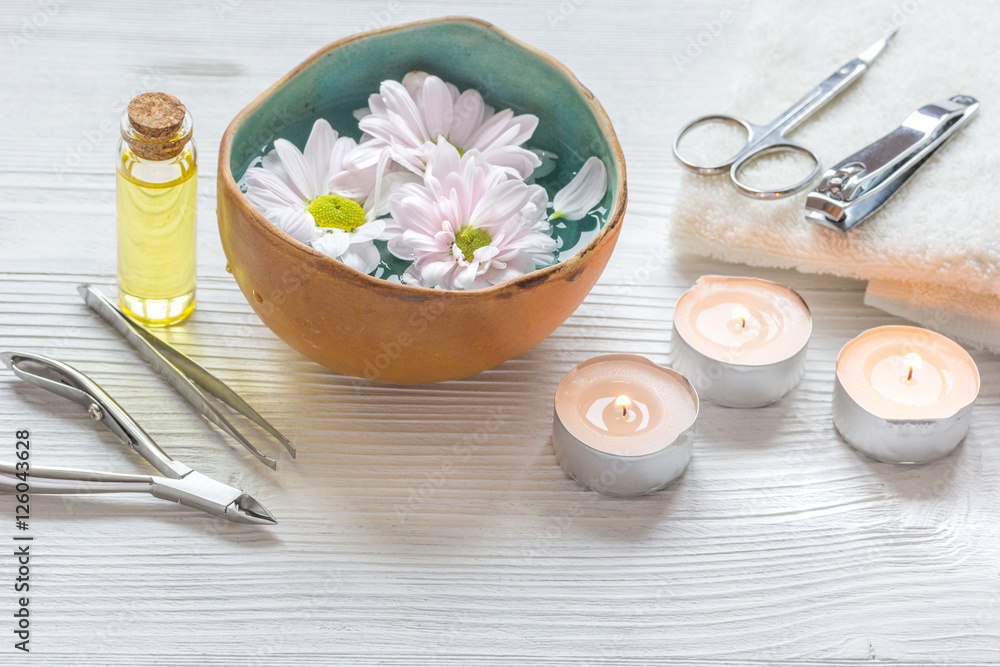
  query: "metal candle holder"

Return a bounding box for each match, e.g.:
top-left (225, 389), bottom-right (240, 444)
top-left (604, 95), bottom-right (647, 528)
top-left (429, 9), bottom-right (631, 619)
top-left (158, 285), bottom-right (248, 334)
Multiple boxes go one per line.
top-left (670, 277), bottom-right (812, 408)
top-left (552, 355), bottom-right (699, 497)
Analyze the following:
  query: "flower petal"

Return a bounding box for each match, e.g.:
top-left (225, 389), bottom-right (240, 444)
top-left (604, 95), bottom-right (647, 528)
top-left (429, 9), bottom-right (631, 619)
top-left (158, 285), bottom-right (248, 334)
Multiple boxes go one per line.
top-left (402, 70), bottom-right (429, 97)
top-left (448, 89), bottom-right (485, 149)
top-left (340, 242), bottom-right (381, 274)
top-left (453, 261), bottom-right (481, 290)
top-left (329, 135), bottom-right (360, 176)
top-left (552, 156), bottom-right (608, 220)
top-left (489, 252), bottom-right (537, 283)
top-left (340, 139), bottom-right (387, 173)
top-left (479, 145), bottom-right (542, 180)
top-left (424, 139), bottom-right (463, 183)
top-left (311, 230), bottom-right (351, 258)
top-left (391, 191), bottom-right (446, 236)
top-left (467, 108), bottom-right (515, 150)
top-left (351, 218), bottom-right (385, 244)
top-left (402, 228), bottom-right (449, 253)
top-left (329, 169), bottom-right (376, 201)
top-left (469, 178), bottom-right (529, 229)
top-left (401, 265), bottom-right (424, 286)
top-left (506, 114), bottom-right (539, 147)
top-left (419, 75), bottom-right (455, 140)
top-left (388, 233), bottom-right (417, 260)
top-left (275, 207), bottom-right (318, 243)
top-left (272, 138), bottom-right (319, 201)
top-left (472, 244), bottom-right (499, 263)
top-left (421, 259), bottom-right (458, 288)
top-left (376, 80), bottom-right (428, 144)
top-left (303, 119), bottom-right (338, 193)
top-left (467, 110), bottom-right (538, 153)
top-left (245, 171), bottom-right (303, 211)
top-left (369, 170), bottom-right (421, 218)
top-left (520, 183), bottom-right (549, 226)
top-left (260, 149), bottom-right (288, 181)
top-left (362, 147), bottom-right (393, 220)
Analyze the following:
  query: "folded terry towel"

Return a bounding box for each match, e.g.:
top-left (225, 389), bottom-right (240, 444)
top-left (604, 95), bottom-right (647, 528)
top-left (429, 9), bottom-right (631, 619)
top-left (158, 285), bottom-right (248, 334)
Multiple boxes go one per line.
top-left (865, 280), bottom-right (1000, 353)
top-left (671, 0), bottom-right (1000, 353)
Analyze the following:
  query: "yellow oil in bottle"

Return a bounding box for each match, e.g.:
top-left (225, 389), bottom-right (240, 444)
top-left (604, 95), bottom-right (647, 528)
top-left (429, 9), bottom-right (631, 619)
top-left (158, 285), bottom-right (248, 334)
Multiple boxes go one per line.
top-left (116, 93), bottom-right (197, 326)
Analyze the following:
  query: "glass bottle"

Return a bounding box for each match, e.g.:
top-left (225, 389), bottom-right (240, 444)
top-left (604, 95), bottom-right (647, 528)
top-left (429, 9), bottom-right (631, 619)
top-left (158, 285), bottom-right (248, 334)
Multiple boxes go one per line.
top-left (116, 92), bottom-right (197, 326)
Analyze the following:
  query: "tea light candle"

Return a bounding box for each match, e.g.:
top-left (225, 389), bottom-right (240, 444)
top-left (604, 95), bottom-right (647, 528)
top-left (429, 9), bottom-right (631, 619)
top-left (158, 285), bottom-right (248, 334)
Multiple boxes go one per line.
top-left (834, 325), bottom-right (980, 464)
top-left (552, 354), bottom-right (699, 497)
top-left (671, 275), bottom-right (812, 408)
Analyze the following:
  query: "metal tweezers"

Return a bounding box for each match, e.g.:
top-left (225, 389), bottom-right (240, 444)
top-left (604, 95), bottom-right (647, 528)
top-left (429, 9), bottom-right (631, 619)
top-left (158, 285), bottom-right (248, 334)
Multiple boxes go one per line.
top-left (0, 351), bottom-right (276, 524)
top-left (78, 285), bottom-right (295, 469)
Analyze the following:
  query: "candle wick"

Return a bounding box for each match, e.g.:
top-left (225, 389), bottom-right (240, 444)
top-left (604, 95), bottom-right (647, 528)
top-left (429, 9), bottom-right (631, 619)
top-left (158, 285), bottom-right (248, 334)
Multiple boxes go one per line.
top-left (906, 366), bottom-right (914, 382)
top-left (739, 317), bottom-right (746, 329)
top-left (621, 406), bottom-right (628, 417)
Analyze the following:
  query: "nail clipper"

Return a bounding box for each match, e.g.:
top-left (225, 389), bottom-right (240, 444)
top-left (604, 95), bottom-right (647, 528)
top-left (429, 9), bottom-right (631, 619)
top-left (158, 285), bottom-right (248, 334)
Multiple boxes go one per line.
top-left (805, 95), bottom-right (979, 232)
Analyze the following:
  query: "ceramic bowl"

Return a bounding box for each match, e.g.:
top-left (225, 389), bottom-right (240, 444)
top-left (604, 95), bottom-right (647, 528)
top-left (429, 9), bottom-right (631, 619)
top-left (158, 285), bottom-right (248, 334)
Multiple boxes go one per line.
top-left (218, 16), bottom-right (626, 383)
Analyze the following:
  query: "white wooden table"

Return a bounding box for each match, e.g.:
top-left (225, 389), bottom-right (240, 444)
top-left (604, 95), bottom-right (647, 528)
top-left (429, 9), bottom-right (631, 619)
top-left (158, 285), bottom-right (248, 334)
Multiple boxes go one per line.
top-left (2, 1), bottom-right (998, 664)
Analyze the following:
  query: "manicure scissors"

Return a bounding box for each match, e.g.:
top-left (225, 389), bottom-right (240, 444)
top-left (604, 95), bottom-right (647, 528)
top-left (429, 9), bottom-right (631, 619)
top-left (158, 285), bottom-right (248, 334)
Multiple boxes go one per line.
top-left (672, 30), bottom-right (897, 199)
top-left (78, 285), bottom-right (295, 470)
top-left (0, 351), bottom-right (276, 524)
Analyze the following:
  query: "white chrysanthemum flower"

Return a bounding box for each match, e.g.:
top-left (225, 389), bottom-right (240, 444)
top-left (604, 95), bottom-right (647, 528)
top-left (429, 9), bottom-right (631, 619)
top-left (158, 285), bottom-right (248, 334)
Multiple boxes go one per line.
top-left (243, 119), bottom-right (412, 274)
top-left (386, 141), bottom-right (557, 290)
top-left (349, 71), bottom-right (542, 180)
top-left (551, 156), bottom-right (608, 221)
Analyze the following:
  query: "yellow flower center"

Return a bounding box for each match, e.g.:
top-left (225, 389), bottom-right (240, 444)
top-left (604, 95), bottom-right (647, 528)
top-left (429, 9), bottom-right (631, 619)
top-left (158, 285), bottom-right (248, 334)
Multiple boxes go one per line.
top-left (307, 194), bottom-right (366, 232)
top-left (454, 225), bottom-right (492, 262)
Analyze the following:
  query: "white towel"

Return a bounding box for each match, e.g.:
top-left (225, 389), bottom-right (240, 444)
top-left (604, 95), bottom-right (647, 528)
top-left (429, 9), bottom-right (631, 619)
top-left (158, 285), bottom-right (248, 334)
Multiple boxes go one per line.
top-left (670, 0), bottom-right (1000, 353)
top-left (865, 280), bottom-right (1000, 353)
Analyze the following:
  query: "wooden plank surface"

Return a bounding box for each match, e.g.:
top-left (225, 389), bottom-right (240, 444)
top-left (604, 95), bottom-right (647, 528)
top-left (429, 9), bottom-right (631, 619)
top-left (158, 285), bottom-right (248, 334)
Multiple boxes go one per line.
top-left (1, 1), bottom-right (998, 664)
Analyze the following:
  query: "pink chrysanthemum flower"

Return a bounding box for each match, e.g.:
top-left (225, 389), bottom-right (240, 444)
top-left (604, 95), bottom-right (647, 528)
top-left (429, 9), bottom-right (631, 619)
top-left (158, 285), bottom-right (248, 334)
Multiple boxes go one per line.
top-left (386, 141), bottom-right (557, 290)
top-left (349, 71), bottom-right (542, 180)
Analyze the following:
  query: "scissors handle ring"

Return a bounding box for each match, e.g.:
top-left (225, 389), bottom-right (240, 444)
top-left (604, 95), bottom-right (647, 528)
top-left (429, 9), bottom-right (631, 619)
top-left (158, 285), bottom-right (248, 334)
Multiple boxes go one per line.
top-left (730, 142), bottom-right (821, 200)
top-left (672, 114), bottom-right (755, 174)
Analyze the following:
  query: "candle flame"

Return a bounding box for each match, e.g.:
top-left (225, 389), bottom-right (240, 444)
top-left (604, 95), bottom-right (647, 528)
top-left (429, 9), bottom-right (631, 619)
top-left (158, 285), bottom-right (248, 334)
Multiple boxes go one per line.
top-left (904, 352), bottom-right (922, 382)
top-left (732, 305), bottom-right (750, 329)
top-left (615, 395), bottom-right (632, 417)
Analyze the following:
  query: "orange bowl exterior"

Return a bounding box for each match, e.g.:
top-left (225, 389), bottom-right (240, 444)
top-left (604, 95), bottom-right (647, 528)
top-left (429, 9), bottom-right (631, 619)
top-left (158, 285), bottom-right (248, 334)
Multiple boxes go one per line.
top-left (217, 17), bottom-right (627, 384)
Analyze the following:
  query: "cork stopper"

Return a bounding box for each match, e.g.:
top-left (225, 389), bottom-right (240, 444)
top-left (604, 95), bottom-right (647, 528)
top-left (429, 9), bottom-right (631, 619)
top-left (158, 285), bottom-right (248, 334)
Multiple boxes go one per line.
top-left (128, 92), bottom-right (185, 137)
top-left (123, 92), bottom-right (192, 160)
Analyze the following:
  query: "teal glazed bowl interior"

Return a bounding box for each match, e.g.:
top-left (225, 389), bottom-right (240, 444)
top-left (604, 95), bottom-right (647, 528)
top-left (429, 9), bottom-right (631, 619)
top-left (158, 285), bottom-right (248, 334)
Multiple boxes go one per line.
top-left (219, 16), bottom-right (627, 383)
